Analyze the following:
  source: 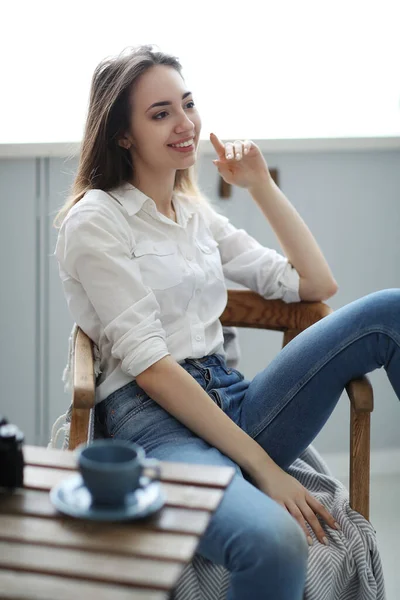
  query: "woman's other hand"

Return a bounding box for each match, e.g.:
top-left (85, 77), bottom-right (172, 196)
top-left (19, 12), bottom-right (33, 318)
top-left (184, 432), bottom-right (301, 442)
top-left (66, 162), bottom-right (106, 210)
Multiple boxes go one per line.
top-left (252, 462), bottom-right (340, 546)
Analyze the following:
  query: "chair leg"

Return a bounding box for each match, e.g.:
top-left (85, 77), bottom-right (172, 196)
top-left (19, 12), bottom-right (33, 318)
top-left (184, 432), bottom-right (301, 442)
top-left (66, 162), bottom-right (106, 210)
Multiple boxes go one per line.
top-left (349, 405), bottom-right (371, 520)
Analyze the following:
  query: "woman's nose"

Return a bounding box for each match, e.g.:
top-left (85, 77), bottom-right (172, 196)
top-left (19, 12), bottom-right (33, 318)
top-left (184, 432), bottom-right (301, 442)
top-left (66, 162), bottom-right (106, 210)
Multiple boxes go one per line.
top-left (175, 111), bottom-right (194, 133)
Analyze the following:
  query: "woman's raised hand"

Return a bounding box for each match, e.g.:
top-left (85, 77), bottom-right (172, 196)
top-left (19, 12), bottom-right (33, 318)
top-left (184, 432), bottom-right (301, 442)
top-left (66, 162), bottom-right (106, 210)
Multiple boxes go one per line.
top-left (210, 132), bottom-right (270, 190)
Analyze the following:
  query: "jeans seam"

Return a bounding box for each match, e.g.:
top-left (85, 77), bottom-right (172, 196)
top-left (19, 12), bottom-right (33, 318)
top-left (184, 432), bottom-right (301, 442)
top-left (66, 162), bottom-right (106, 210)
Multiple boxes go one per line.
top-left (248, 325), bottom-right (399, 439)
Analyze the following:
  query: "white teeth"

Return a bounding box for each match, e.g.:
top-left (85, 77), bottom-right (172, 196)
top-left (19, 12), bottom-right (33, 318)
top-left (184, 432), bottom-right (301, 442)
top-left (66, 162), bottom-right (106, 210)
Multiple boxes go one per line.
top-left (170, 139), bottom-right (194, 148)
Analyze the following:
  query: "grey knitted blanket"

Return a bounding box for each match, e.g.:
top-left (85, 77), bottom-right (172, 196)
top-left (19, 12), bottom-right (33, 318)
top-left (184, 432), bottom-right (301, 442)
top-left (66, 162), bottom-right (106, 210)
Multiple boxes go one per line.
top-left (52, 324), bottom-right (385, 600)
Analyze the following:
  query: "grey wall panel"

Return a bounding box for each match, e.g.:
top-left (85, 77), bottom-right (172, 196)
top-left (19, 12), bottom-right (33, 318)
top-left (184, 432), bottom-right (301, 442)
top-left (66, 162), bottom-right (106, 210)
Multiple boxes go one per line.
top-left (47, 157), bottom-right (79, 443)
top-left (0, 160), bottom-right (37, 443)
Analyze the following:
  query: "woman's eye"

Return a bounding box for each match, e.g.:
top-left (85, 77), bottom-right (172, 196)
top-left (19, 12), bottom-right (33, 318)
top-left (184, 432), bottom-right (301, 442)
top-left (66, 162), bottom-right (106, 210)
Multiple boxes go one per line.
top-left (153, 101), bottom-right (195, 120)
top-left (153, 111), bottom-right (168, 120)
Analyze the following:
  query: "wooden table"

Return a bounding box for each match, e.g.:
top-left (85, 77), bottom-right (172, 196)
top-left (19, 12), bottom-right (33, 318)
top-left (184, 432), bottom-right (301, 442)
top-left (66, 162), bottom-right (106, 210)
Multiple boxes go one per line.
top-left (0, 445), bottom-right (234, 600)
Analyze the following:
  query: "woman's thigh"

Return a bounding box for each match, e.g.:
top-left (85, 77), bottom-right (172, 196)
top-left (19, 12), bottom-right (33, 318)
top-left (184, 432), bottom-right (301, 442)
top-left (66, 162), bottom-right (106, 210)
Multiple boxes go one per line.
top-left (238, 289), bottom-right (400, 470)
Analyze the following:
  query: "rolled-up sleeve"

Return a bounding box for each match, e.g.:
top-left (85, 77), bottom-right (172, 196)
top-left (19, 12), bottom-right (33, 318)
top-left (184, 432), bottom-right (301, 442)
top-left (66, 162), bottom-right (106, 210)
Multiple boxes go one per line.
top-left (202, 203), bottom-right (300, 303)
top-left (55, 205), bottom-right (170, 376)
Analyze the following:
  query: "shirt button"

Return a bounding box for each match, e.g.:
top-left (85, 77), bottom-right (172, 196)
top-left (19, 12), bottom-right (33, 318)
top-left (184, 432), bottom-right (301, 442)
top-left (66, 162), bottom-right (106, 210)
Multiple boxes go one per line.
top-left (195, 335), bottom-right (202, 341)
top-left (187, 254), bottom-right (194, 261)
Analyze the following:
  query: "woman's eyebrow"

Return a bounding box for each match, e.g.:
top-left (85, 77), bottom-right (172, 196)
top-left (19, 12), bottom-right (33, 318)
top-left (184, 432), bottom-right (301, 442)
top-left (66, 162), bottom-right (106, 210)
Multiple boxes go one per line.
top-left (146, 91), bottom-right (192, 112)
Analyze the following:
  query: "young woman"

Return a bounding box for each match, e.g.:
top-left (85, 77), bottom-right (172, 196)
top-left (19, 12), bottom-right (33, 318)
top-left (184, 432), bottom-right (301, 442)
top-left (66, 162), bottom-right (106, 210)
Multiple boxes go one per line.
top-left (54, 45), bottom-right (400, 600)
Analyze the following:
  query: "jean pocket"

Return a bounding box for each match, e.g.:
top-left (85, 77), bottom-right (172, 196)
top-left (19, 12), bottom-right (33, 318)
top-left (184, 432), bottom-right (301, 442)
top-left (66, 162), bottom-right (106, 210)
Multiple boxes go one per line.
top-left (103, 381), bottom-right (152, 437)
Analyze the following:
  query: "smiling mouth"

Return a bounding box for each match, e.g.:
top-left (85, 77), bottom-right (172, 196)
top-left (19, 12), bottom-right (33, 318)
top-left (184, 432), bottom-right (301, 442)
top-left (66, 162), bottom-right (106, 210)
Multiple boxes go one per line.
top-left (168, 138), bottom-right (195, 149)
top-left (167, 139), bottom-right (195, 154)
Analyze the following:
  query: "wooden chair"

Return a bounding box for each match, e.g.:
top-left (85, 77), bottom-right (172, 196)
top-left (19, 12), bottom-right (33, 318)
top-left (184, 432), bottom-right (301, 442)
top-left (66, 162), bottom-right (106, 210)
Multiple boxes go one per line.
top-left (69, 289), bottom-right (374, 520)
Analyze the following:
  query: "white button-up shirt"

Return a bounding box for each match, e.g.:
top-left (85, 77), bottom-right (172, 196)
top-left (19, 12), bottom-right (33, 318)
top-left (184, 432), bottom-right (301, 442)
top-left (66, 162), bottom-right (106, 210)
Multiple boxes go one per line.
top-left (55, 183), bottom-right (300, 403)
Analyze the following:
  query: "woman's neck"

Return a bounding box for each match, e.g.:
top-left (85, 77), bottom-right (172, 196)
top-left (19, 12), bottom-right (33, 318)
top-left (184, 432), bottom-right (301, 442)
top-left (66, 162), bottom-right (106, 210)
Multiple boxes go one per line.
top-left (131, 169), bottom-right (176, 217)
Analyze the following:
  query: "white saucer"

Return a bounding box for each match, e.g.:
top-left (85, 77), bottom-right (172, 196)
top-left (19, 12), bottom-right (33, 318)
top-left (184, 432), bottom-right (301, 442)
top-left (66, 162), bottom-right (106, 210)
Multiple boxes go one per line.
top-left (50, 473), bottom-right (165, 521)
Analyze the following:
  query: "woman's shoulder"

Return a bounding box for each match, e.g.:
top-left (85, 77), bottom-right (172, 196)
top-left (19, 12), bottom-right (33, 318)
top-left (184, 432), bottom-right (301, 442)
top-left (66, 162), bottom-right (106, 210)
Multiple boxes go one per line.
top-left (65, 188), bottom-right (132, 230)
top-left (59, 189), bottom-right (133, 246)
top-left (68, 189), bottom-right (121, 218)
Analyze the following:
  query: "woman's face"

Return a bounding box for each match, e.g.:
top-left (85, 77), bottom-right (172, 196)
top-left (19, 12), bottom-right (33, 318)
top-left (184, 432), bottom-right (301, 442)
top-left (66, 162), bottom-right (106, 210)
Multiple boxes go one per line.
top-left (124, 64), bottom-right (201, 173)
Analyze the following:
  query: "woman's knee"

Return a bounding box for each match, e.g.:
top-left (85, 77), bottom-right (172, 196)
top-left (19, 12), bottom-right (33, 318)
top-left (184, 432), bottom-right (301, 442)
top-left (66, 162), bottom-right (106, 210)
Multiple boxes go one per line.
top-left (337, 288), bottom-right (400, 334)
top-left (363, 288), bottom-right (400, 313)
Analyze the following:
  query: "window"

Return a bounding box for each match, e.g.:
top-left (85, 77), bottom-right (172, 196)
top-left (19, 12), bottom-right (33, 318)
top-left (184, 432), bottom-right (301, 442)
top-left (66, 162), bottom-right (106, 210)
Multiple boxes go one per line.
top-left (1, 0), bottom-right (399, 143)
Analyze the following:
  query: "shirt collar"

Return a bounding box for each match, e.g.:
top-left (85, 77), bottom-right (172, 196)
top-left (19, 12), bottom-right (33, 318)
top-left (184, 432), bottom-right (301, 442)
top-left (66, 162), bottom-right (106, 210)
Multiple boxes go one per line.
top-left (107, 182), bottom-right (197, 227)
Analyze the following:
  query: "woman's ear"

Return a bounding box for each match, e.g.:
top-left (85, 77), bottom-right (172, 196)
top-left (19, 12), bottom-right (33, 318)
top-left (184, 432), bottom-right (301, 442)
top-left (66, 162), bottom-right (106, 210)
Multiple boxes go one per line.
top-left (118, 136), bottom-right (132, 150)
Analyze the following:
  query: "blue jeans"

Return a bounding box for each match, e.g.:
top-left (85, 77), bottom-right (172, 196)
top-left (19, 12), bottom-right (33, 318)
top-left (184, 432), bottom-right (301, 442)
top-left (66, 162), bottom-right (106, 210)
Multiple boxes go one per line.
top-left (96, 289), bottom-right (400, 600)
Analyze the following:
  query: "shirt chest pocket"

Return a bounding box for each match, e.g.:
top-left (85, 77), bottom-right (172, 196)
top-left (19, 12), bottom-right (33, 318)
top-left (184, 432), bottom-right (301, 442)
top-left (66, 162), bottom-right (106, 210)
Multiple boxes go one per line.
top-left (195, 237), bottom-right (224, 282)
top-left (132, 240), bottom-right (183, 290)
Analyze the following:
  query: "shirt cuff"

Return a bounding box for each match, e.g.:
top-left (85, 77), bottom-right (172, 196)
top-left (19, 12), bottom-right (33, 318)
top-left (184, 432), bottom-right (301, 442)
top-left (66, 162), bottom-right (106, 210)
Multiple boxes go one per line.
top-left (280, 262), bottom-right (301, 303)
top-left (124, 337), bottom-right (170, 377)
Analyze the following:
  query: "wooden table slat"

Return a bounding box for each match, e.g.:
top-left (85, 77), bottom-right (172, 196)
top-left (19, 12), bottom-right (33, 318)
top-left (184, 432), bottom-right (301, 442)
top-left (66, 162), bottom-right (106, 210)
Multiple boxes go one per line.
top-left (24, 445), bottom-right (235, 488)
top-left (0, 541), bottom-right (182, 590)
top-left (0, 515), bottom-right (198, 562)
top-left (24, 446), bottom-right (77, 470)
top-left (0, 489), bottom-right (210, 535)
top-left (150, 461), bottom-right (234, 488)
top-left (154, 506), bottom-right (210, 535)
top-left (0, 569), bottom-right (167, 600)
top-left (23, 466), bottom-right (224, 511)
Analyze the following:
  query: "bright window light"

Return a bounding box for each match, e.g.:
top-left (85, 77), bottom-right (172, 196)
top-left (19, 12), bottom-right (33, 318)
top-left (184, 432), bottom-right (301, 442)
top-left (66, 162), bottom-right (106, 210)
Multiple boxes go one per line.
top-left (1, 0), bottom-right (399, 143)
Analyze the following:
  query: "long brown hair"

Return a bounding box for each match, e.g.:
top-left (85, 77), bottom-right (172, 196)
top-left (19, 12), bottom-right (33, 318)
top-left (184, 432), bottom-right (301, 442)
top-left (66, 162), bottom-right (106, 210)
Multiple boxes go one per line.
top-left (54, 45), bottom-right (205, 227)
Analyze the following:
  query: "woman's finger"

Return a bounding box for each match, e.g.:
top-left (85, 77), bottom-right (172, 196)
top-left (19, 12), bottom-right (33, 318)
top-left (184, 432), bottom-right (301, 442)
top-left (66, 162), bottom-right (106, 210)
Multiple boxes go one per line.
top-left (224, 141), bottom-right (234, 160)
top-left (243, 139), bottom-right (252, 155)
top-left (233, 140), bottom-right (243, 161)
top-left (285, 502), bottom-right (313, 546)
top-left (209, 133), bottom-right (226, 159)
top-left (306, 493), bottom-right (339, 532)
top-left (299, 502), bottom-right (328, 545)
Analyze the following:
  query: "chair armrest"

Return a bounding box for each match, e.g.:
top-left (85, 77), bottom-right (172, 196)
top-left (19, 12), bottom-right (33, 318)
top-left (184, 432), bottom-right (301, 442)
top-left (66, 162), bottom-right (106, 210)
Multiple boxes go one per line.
top-left (221, 289), bottom-right (332, 332)
top-left (73, 328), bottom-right (95, 410)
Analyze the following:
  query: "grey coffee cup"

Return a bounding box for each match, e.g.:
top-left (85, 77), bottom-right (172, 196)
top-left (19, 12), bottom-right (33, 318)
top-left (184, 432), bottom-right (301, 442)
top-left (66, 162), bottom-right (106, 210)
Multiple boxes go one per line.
top-left (76, 439), bottom-right (161, 506)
